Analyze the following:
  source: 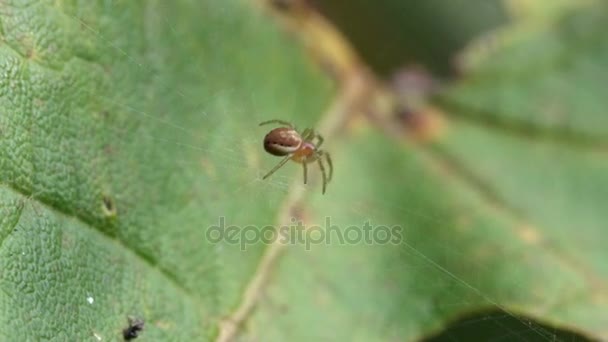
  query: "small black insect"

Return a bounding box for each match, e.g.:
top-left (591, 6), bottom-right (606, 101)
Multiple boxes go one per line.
top-left (123, 317), bottom-right (144, 341)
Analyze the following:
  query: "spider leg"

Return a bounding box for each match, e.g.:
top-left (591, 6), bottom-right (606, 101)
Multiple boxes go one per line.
top-left (262, 155), bottom-right (292, 180)
top-left (317, 157), bottom-right (328, 194)
top-left (322, 151), bottom-right (333, 181)
top-left (313, 133), bottom-right (324, 148)
top-left (259, 119), bottom-right (294, 128)
top-left (300, 128), bottom-right (315, 141)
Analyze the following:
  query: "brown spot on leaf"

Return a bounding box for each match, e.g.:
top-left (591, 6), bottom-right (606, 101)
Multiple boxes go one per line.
top-left (517, 224), bottom-right (542, 245)
top-left (200, 157), bottom-right (217, 178)
top-left (397, 105), bottom-right (446, 142)
top-left (103, 144), bottom-right (114, 155)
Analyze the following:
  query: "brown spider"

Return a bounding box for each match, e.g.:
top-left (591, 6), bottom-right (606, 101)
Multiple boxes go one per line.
top-left (260, 119), bottom-right (333, 194)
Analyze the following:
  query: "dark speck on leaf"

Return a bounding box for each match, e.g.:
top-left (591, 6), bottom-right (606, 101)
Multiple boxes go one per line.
top-left (102, 195), bottom-right (117, 217)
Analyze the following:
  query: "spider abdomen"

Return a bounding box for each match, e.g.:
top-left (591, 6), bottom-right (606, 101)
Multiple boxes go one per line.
top-left (263, 127), bottom-right (302, 156)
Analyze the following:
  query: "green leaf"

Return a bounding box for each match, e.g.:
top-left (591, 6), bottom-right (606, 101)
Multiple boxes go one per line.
top-left (442, 1), bottom-right (608, 141)
top-left (1, 0), bottom-right (607, 341)
top-left (245, 128), bottom-right (607, 341)
top-left (0, 0), bottom-right (332, 340)
top-left (243, 3), bottom-right (608, 341)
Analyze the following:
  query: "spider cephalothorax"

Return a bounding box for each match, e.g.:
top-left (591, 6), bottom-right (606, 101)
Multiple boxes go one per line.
top-left (260, 119), bottom-right (333, 194)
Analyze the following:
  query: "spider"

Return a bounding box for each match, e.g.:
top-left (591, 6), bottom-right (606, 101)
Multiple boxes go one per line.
top-left (260, 119), bottom-right (333, 194)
